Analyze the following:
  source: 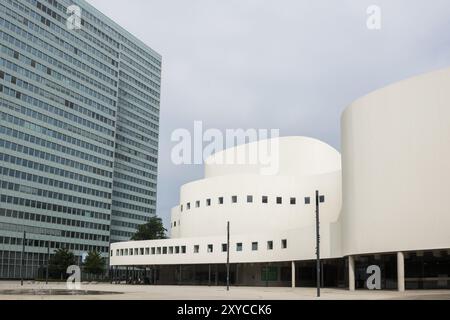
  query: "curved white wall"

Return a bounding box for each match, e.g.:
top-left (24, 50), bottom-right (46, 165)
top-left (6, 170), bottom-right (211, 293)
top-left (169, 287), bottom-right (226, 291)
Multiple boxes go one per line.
top-left (171, 171), bottom-right (341, 239)
top-left (171, 137), bottom-right (342, 240)
top-left (341, 67), bottom-right (450, 256)
top-left (205, 136), bottom-right (341, 178)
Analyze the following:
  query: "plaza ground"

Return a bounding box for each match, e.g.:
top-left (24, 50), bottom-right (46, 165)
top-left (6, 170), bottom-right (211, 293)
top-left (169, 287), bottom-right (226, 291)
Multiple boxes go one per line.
top-left (0, 281), bottom-right (449, 300)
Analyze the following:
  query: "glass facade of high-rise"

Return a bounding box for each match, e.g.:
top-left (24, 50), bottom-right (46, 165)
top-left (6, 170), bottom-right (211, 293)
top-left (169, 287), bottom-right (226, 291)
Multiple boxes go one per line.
top-left (0, 0), bottom-right (161, 278)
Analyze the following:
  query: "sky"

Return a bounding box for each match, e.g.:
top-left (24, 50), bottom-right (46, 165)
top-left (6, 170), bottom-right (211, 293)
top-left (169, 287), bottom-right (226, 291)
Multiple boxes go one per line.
top-left (86, 0), bottom-right (450, 229)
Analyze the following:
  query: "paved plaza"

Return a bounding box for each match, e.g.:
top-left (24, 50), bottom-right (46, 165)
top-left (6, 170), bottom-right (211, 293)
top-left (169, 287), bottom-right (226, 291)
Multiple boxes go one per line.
top-left (0, 281), bottom-right (449, 300)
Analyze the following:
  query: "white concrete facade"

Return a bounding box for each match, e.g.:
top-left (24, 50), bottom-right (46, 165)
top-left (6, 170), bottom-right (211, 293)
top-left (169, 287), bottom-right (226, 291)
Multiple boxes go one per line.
top-left (110, 67), bottom-right (450, 289)
top-left (111, 136), bottom-right (343, 266)
top-left (341, 67), bottom-right (450, 256)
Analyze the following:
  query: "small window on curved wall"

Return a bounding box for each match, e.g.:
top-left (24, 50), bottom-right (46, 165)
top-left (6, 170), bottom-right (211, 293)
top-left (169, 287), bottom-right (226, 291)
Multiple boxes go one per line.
top-left (208, 244), bottom-right (214, 253)
top-left (232, 196), bottom-right (237, 203)
top-left (267, 241), bottom-right (273, 250)
top-left (276, 197), bottom-right (282, 204)
top-left (252, 242), bottom-right (258, 251)
top-left (196, 200), bottom-right (200, 208)
top-left (262, 196), bottom-right (268, 204)
top-left (236, 243), bottom-right (243, 252)
top-left (282, 239), bottom-right (287, 249)
top-left (206, 199), bottom-right (211, 206)
top-left (187, 202), bottom-right (191, 210)
top-left (180, 205), bottom-right (183, 212)
top-left (304, 197), bottom-right (311, 204)
top-left (218, 197), bottom-right (224, 205)
top-left (194, 245), bottom-right (199, 253)
top-left (290, 197), bottom-right (296, 205)
top-left (247, 195), bottom-right (253, 203)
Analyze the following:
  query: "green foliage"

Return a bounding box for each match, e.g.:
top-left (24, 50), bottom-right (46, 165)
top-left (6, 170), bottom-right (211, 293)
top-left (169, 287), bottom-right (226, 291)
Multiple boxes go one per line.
top-left (131, 216), bottom-right (167, 240)
top-left (48, 248), bottom-right (76, 279)
top-left (83, 251), bottom-right (105, 276)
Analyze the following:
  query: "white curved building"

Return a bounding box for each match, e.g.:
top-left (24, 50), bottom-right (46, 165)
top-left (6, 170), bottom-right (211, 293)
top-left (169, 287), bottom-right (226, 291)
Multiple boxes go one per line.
top-left (110, 67), bottom-right (450, 290)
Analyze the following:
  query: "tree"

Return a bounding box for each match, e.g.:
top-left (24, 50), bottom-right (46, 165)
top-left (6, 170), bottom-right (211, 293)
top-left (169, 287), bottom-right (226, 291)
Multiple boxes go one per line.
top-left (131, 216), bottom-right (167, 240)
top-left (48, 248), bottom-right (76, 280)
top-left (83, 251), bottom-right (105, 279)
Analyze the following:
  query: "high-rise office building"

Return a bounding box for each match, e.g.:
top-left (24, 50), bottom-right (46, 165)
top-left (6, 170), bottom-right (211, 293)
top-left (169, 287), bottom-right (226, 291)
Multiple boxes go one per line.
top-left (0, 0), bottom-right (161, 278)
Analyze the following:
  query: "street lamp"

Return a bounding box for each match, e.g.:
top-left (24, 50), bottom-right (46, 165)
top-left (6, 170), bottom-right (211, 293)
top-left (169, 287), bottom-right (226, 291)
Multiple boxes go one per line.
top-left (315, 190), bottom-right (325, 298)
top-left (226, 221), bottom-right (230, 291)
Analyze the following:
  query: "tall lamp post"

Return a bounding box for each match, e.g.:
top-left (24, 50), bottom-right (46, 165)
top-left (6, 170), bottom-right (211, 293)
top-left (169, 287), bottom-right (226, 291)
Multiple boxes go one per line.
top-left (315, 190), bottom-right (325, 298)
top-left (226, 221), bottom-right (230, 291)
top-left (21, 231), bottom-right (26, 286)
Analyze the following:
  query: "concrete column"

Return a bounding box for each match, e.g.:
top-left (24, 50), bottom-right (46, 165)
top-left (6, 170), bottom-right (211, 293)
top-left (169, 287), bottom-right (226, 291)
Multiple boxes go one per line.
top-left (291, 261), bottom-right (296, 288)
top-left (208, 264), bottom-right (211, 286)
top-left (348, 256), bottom-right (355, 291)
top-left (397, 252), bottom-right (405, 292)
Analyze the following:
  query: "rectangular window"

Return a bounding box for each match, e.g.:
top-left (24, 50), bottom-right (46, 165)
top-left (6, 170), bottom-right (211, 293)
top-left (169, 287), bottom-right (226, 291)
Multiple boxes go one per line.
top-left (180, 205), bottom-right (183, 212)
top-left (194, 245), bottom-right (199, 253)
top-left (196, 200), bottom-right (200, 208)
top-left (222, 243), bottom-right (228, 252)
top-left (252, 242), bottom-right (258, 251)
top-left (247, 195), bottom-right (253, 203)
top-left (169, 247), bottom-right (174, 254)
top-left (145, 248), bottom-right (150, 255)
top-left (290, 197), bottom-right (296, 205)
top-left (232, 196), bottom-right (237, 203)
top-left (151, 247), bottom-right (156, 255)
top-left (218, 197), bottom-right (224, 204)
top-left (236, 243), bottom-right (243, 252)
top-left (207, 244), bottom-right (213, 253)
top-left (276, 197), bottom-right (282, 204)
top-left (175, 246), bottom-right (180, 254)
top-left (282, 239), bottom-right (287, 249)
top-left (304, 197), bottom-right (311, 204)
top-left (261, 267), bottom-right (278, 281)
top-left (262, 196), bottom-right (268, 204)
top-left (206, 199), bottom-right (211, 206)
top-left (181, 246), bottom-right (186, 253)
top-left (267, 241), bottom-right (273, 250)
top-left (187, 202), bottom-right (191, 210)
top-left (157, 247), bottom-right (161, 254)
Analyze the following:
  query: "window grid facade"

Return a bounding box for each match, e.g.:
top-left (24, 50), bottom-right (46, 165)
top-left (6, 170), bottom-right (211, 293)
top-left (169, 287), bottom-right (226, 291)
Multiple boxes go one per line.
top-left (0, 0), bottom-right (161, 278)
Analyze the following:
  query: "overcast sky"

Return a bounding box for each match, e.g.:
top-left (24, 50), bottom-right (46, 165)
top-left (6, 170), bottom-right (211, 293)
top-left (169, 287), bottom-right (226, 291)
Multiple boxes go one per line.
top-left (87, 0), bottom-right (450, 228)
